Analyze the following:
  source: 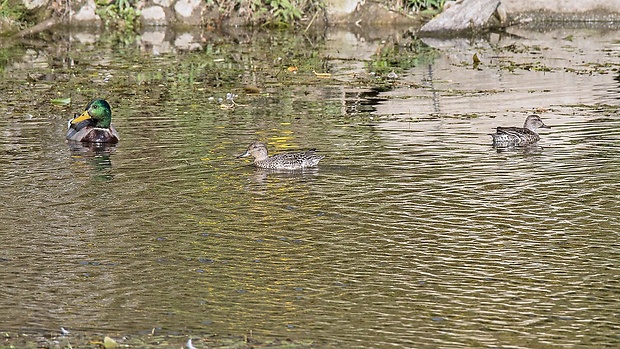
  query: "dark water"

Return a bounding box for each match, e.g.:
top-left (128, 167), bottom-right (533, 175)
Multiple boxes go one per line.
top-left (0, 26), bottom-right (619, 348)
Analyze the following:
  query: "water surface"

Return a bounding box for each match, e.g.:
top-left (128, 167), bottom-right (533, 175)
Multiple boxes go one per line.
top-left (0, 26), bottom-right (619, 348)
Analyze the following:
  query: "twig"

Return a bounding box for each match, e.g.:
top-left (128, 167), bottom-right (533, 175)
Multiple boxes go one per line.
top-left (13, 17), bottom-right (59, 38)
top-left (304, 10), bottom-right (320, 33)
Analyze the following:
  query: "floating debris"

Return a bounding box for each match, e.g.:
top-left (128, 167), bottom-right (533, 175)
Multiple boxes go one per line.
top-left (103, 336), bottom-right (118, 349)
top-left (312, 70), bottom-right (332, 79)
top-left (51, 97), bottom-right (71, 106)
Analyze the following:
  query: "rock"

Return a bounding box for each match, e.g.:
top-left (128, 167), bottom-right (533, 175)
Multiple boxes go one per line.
top-left (502, 0), bottom-right (620, 23)
top-left (174, 0), bottom-right (206, 25)
top-left (153, 0), bottom-right (173, 7)
top-left (141, 6), bottom-right (167, 25)
top-left (71, 0), bottom-right (101, 24)
top-left (420, 0), bottom-right (501, 33)
top-left (325, 0), bottom-right (413, 24)
top-left (21, 0), bottom-right (49, 10)
top-left (20, 0), bottom-right (52, 25)
top-left (325, 0), bottom-right (363, 22)
top-left (420, 0), bottom-right (620, 34)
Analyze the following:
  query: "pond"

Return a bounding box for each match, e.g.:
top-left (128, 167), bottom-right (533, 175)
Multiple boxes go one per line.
top-left (0, 24), bottom-right (619, 348)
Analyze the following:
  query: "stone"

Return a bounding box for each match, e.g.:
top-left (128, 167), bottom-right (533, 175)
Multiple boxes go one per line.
top-left (153, 0), bottom-right (173, 7)
top-left (325, 0), bottom-right (363, 20)
top-left (174, 0), bottom-right (205, 25)
top-left (420, 0), bottom-right (501, 33)
top-left (174, 0), bottom-right (200, 18)
top-left (21, 0), bottom-right (49, 10)
top-left (72, 0), bottom-right (101, 23)
top-left (141, 6), bottom-right (167, 25)
top-left (420, 0), bottom-right (620, 33)
top-left (324, 0), bottom-right (411, 25)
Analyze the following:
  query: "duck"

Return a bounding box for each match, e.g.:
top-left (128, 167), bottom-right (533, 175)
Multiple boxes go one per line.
top-left (490, 114), bottom-right (549, 147)
top-left (66, 99), bottom-right (119, 143)
top-left (238, 141), bottom-right (324, 170)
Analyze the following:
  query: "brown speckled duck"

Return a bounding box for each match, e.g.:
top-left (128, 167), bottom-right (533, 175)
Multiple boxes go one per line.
top-left (238, 141), bottom-right (324, 170)
top-left (491, 115), bottom-right (549, 147)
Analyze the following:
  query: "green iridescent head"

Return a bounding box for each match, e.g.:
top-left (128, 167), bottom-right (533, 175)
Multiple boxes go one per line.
top-left (71, 99), bottom-right (113, 128)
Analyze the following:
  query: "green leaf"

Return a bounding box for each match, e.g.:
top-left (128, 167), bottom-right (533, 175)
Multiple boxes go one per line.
top-left (51, 97), bottom-right (71, 106)
top-left (103, 336), bottom-right (118, 349)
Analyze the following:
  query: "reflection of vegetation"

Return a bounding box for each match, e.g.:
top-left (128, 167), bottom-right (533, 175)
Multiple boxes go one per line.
top-left (129, 33), bottom-right (327, 90)
top-left (0, 46), bottom-right (26, 73)
top-left (97, 28), bottom-right (140, 47)
top-left (368, 32), bottom-right (438, 75)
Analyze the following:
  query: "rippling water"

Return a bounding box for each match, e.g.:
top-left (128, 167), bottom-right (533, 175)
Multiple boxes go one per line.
top-left (1, 26), bottom-right (619, 348)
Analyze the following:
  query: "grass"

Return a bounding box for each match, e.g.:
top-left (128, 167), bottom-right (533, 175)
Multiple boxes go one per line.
top-left (1, 0), bottom-right (446, 33)
top-left (0, 0), bottom-right (25, 27)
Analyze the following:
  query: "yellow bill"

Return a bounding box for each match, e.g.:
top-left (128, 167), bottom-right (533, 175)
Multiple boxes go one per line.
top-left (71, 110), bottom-right (92, 124)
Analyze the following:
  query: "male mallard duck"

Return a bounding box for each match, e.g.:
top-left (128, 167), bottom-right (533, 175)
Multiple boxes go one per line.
top-left (66, 99), bottom-right (119, 143)
top-left (491, 115), bottom-right (549, 147)
top-left (238, 141), bottom-right (324, 170)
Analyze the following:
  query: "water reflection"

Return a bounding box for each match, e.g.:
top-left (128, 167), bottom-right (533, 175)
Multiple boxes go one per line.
top-left (67, 141), bottom-right (116, 181)
top-left (343, 87), bottom-right (389, 115)
top-left (493, 144), bottom-right (545, 154)
top-left (248, 167), bottom-right (321, 183)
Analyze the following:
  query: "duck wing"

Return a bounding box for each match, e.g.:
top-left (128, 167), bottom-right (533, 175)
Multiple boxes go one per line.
top-left (495, 126), bottom-right (527, 135)
top-left (68, 118), bottom-right (95, 132)
top-left (492, 126), bottom-right (539, 146)
top-left (262, 150), bottom-right (324, 170)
